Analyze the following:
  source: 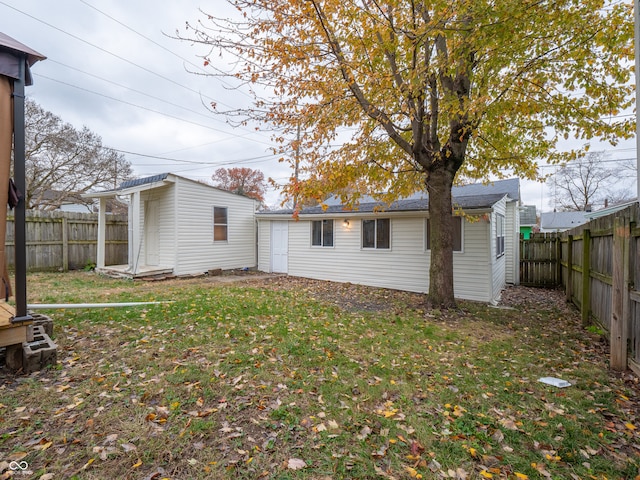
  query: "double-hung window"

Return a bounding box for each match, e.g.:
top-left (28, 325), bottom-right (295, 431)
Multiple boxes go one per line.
top-left (362, 218), bottom-right (390, 249)
top-left (213, 206), bottom-right (228, 242)
top-left (312, 219), bottom-right (334, 247)
top-left (496, 214), bottom-right (505, 257)
top-left (426, 217), bottom-right (463, 252)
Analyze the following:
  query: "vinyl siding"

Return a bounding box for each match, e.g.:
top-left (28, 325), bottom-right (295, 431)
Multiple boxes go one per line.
top-left (490, 199), bottom-right (507, 303)
top-left (140, 185), bottom-right (175, 269)
top-left (450, 215), bottom-right (492, 302)
top-left (258, 213), bottom-right (494, 302)
top-left (504, 200), bottom-right (519, 285)
top-left (172, 177), bottom-right (256, 275)
top-left (287, 216), bottom-right (429, 292)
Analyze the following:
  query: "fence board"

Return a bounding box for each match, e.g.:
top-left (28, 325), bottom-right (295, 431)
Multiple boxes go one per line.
top-left (520, 203), bottom-right (640, 371)
top-left (520, 233), bottom-right (560, 286)
top-left (5, 211), bottom-right (127, 272)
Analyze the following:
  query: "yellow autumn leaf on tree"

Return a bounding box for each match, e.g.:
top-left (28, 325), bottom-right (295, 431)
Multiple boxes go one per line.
top-left (179, 0), bottom-right (635, 308)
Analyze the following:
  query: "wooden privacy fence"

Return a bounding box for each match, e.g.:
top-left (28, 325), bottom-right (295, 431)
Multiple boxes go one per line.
top-left (520, 233), bottom-right (561, 286)
top-left (521, 203), bottom-right (639, 373)
top-left (5, 210), bottom-right (127, 272)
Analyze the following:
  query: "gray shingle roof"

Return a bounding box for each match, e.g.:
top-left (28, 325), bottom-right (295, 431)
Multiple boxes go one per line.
top-left (259, 178), bottom-right (520, 215)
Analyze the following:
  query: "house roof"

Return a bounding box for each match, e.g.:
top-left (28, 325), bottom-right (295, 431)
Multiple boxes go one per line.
top-left (84, 172), bottom-right (257, 205)
top-left (83, 173), bottom-right (174, 198)
top-left (585, 199), bottom-right (637, 219)
top-left (540, 211), bottom-right (590, 230)
top-left (259, 178), bottom-right (520, 216)
top-left (38, 189), bottom-right (89, 205)
top-left (118, 173), bottom-right (169, 190)
top-left (519, 205), bottom-right (537, 226)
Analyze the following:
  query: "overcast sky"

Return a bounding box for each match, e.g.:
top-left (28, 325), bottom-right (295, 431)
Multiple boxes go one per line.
top-left (1, 0), bottom-right (636, 212)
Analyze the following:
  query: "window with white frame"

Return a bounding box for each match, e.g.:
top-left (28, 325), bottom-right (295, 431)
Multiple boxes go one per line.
top-left (312, 219), bottom-right (334, 247)
top-left (496, 214), bottom-right (505, 257)
top-left (213, 206), bottom-right (228, 242)
top-left (426, 216), bottom-right (463, 252)
top-left (362, 218), bottom-right (390, 249)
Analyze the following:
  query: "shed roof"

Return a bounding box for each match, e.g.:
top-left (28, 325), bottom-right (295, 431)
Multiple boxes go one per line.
top-left (119, 173), bottom-right (169, 190)
top-left (84, 172), bottom-right (257, 204)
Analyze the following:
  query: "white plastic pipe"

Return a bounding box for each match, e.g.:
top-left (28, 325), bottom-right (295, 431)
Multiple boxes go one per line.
top-left (27, 301), bottom-right (172, 310)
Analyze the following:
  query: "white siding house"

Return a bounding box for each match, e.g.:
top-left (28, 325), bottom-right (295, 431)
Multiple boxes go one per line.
top-left (87, 173), bottom-right (257, 277)
top-left (257, 178), bottom-right (521, 303)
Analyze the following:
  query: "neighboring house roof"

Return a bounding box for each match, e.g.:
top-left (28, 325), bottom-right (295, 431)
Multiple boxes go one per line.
top-left (39, 189), bottom-right (89, 205)
top-left (585, 199), bottom-right (637, 220)
top-left (32, 189), bottom-right (94, 211)
top-left (259, 178), bottom-right (520, 216)
top-left (519, 205), bottom-right (537, 227)
top-left (540, 211), bottom-right (590, 231)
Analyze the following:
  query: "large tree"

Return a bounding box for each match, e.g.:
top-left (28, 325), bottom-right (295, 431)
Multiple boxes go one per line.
top-left (550, 151), bottom-right (635, 211)
top-left (23, 99), bottom-right (133, 210)
top-left (182, 0), bottom-right (633, 307)
top-left (211, 167), bottom-right (267, 203)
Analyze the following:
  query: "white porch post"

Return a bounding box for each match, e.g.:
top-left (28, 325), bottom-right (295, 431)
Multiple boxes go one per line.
top-left (130, 192), bottom-right (141, 273)
top-left (96, 197), bottom-right (106, 268)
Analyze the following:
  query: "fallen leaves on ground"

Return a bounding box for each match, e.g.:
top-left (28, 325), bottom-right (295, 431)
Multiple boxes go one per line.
top-left (0, 274), bottom-right (638, 479)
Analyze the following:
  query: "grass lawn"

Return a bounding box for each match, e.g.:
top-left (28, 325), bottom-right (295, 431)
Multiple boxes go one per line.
top-left (0, 271), bottom-right (638, 479)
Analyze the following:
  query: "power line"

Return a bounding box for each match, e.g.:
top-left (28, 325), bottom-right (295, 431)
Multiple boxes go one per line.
top-left (0, 1), bottom-right (234, 109)
top-left (34, 73), bottom-right (273, 146)
top-left (47, 59), bottom-right (221, 122)
top-left (112, 148), bottom-right (276, 166)
top-left (536, 156), bottom-right (637, 169)
top-left (46, 58), bottom-right (273, 142)
top-left (78, 0), bottom-right (253, 101)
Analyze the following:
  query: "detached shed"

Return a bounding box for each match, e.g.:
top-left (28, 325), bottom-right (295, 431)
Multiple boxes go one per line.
top-left (87, 173), bottom-right (257, 278)
top-left (256, 178), bottom-right (521, 304)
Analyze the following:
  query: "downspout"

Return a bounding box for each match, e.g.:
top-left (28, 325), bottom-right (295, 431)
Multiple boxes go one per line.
top-left (488, 210), bottom-right (495, 304)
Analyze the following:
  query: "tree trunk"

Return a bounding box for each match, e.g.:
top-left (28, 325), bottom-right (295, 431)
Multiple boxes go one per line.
top-left (427, 167), bottom-right (456, 308)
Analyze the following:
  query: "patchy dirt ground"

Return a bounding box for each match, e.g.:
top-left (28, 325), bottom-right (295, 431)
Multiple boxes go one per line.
top-left (258, 276), bottom-right (428, 313)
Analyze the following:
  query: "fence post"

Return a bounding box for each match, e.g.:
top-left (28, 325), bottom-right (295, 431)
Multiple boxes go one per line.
top-left (581, 229), bottom-right (591, 326)
top-left (566, 235), bottom-right (573, 303)
top-left (61, 216), bottom-right (68, 272)
top-left (611, 216), bottom-right (631, 371)
top-left (555, 236), bottom-right (562, 286)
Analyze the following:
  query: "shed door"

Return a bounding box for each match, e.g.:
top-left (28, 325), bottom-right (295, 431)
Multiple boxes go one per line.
top-left (145, 201), bottom-right (159, 266)
top-left (271, 221), bottom-right (288, 273)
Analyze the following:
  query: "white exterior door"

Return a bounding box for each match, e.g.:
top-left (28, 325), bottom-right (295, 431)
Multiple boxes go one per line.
top-left (145, 201), bottom-right (159, 266)
top-left (271, 221), bottom-right (288, 273)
